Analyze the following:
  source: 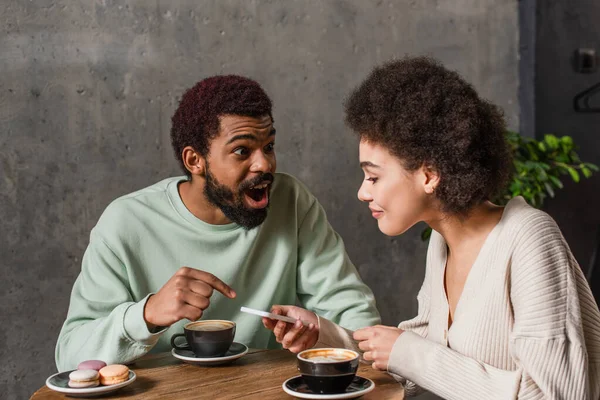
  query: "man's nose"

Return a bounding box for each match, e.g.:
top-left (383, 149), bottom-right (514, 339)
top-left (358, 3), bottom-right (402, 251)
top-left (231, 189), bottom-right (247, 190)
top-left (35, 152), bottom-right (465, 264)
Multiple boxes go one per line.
top-left (250, 151), bottom-right (274, 173)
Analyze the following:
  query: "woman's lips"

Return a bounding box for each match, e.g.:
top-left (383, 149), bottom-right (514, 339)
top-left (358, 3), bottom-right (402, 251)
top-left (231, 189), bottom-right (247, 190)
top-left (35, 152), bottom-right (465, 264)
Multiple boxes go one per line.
top-left (369, 208), bottom-right (383, 219)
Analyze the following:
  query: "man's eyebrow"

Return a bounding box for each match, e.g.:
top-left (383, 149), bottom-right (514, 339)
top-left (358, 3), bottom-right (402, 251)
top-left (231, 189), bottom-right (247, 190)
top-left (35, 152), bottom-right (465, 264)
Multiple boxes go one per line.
top-left (226, 128), bottom-right (276, 145)
top-left (360, 161), bottom-right (381, 169)
top-left (226, 134), bottom-right (258, 145)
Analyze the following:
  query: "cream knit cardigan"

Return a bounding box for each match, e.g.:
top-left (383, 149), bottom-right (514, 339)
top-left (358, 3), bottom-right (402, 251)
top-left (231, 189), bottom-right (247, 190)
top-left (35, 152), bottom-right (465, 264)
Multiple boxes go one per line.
top-left (316, 197), bottom-right (600, 399)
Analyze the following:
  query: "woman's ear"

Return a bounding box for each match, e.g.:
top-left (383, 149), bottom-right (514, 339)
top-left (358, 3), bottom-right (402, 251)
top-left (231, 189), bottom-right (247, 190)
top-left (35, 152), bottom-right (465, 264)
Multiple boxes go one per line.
top-left (421, 164), bottom-right (440, 194)
top-left (182, 146), bottom-right (206, 177)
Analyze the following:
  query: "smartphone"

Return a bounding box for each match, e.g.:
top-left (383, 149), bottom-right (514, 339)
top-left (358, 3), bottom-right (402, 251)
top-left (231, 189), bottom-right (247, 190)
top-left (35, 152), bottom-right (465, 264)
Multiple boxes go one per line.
top-left (240, 306), bottom-right (309, 326)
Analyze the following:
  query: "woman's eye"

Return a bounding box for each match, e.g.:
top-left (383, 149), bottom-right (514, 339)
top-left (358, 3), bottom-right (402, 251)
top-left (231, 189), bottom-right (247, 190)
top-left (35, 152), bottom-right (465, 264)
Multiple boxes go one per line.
top-left (233, 147), bottom-right (249, 156)
top-left (366, 177), bottom-right (378, 183)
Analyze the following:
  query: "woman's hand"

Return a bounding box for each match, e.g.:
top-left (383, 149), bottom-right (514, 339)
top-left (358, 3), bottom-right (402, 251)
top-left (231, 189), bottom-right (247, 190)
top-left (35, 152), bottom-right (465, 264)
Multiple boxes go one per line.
top-left (262, 305), bottom-right (319, 353)
top-left (353, 325), bottom-right (404, 370)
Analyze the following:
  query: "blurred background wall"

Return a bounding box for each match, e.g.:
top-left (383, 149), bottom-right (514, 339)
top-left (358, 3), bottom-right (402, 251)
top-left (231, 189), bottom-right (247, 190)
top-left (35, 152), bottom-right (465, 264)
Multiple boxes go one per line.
top-left (535, 1), bottom-right (600, 299)
top-left (1, 1), bottom-right (521, 399)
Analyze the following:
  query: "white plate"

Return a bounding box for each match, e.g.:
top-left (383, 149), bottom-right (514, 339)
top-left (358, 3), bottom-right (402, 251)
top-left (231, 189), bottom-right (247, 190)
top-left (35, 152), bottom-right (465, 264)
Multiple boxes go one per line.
top-left (45, 370), bottom-right (136, 398)
top-left (171, 342), bottom-right (248, 366)
top-left (282, 375), bottom-right (375, 399)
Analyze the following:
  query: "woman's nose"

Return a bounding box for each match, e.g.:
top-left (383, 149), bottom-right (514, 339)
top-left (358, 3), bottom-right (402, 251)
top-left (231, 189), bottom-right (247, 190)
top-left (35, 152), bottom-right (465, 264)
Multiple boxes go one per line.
top-left (357, 181), bottom-right (372, 202)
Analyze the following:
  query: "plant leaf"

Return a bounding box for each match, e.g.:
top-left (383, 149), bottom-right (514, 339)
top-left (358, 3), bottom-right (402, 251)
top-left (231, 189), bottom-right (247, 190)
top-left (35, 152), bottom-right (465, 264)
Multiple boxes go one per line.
top-left (538, 142), bottom-right (546, 152)
top-left (549, 175), bottom-right (563, 189)
top-left (544, 182), bottom-right (555, 198)
top-left (567, 167), bottom-right (580, 182)
top-left (544, 134), bottom-right (559, 149)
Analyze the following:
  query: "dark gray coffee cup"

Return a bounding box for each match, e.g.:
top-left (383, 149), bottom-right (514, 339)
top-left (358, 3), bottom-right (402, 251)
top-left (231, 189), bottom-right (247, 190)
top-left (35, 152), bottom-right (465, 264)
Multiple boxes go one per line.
top-left (297, 348), bottom-right (360, 394)
top-left (171, 320), bottom-right (236, 358)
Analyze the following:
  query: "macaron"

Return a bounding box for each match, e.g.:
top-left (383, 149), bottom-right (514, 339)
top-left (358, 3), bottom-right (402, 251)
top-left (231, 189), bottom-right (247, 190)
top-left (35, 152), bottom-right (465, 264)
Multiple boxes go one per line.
top-left (98, 364), bottom-right (130, 386)
top-left (77, 360), bottom-right (107, 371)
top-left (68, 369), bottom-right (100, 388)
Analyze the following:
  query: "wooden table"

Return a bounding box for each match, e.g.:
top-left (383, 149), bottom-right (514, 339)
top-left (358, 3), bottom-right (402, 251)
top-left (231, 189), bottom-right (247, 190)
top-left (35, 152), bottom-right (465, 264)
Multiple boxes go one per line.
top-left (32, 349), bottom-right (405, 399)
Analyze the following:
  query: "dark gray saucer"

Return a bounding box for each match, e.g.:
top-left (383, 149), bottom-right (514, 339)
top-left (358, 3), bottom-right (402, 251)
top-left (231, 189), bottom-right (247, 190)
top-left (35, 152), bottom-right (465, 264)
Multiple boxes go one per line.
top-left (171, 342), bottom-right (248, 366)
top-left (282, 375), bottom-right (375, 399)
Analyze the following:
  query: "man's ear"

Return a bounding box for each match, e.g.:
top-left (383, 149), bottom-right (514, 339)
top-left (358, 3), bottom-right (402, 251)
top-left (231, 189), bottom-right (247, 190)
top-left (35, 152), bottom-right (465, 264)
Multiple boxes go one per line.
top-left (421, 164), bottom-right (440, 194)
top-left (182, 146), bottom-right (206, 177)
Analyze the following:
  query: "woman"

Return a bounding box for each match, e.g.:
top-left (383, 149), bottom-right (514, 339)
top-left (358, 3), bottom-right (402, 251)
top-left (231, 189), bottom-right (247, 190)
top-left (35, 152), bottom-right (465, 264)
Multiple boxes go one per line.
top-left (263, 57), bottom-right (600, 399)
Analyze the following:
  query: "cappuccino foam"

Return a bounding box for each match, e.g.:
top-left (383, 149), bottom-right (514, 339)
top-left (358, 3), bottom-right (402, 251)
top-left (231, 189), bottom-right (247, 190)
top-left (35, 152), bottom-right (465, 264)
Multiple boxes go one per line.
top-left (187, 321), bottom-right (234, 331)
top-left (189, 324), bottom-right (230, 331)
top-left (300, 349), bottom-right (357, 362)
top-left (306, 355), bottom-right (352, 362)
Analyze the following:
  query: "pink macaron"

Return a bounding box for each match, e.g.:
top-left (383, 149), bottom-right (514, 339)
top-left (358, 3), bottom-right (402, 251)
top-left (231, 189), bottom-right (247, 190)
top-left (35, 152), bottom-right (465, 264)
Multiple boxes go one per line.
top-left (77, 360), bottom-right (107, 371)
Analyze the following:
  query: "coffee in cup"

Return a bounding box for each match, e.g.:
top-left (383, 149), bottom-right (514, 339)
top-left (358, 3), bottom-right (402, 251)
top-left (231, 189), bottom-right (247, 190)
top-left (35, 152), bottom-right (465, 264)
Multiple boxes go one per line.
top-left (171, 320), bottom-right (236, 358)
top-left (297, 348), bottom-right (359, 394)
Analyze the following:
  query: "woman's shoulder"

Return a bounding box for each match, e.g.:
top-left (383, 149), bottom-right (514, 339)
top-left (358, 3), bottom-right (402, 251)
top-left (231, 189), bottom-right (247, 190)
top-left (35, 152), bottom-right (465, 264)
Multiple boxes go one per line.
top-left (427, 197), bottom-right (570, 266)
top-left (501, 197), bottom-right (576, 277)
top-left (500, 196), bottom-right (563, 244)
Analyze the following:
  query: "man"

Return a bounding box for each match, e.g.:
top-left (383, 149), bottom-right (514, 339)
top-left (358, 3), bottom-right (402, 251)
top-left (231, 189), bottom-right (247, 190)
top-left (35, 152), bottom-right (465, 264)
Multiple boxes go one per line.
top-left (55, 75), bottom-right (380, 371)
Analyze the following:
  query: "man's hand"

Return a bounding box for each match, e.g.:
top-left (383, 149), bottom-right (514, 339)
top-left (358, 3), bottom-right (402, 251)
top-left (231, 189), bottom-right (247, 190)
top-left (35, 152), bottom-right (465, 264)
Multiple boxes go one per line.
top-left (353, 325), bottom-right (404, 370)
top-left (144, 267), bottom-right (236, 329)
top-left (262, 305), bottom-right (319, 353)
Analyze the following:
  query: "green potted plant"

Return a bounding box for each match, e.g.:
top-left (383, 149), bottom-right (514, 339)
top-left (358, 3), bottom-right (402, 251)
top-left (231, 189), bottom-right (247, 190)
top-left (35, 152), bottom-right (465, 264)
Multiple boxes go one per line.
top-left (421, 131), bottom-right (598, 240)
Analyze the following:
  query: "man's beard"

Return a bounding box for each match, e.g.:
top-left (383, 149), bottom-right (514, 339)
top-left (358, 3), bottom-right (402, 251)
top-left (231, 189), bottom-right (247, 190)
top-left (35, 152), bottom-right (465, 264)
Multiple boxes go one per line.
top-left (203, 164), bottom-right (274, 230)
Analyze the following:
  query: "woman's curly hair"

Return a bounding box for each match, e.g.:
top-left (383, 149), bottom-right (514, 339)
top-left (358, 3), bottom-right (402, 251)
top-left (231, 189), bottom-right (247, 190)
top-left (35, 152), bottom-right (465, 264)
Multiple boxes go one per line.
top-left (171, 75), bottom-right (273, 175)
top-left (344, 56), bottom-right (512, 215)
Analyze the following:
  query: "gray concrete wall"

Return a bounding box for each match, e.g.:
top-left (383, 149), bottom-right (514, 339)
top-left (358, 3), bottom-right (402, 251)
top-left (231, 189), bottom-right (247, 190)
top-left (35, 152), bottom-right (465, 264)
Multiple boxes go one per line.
top-left (518, 0), bottom-right (536, 138)
top-left (536, 1), bottom-right (600, 277)
top-left (0, 1), bottom-right (518, 398)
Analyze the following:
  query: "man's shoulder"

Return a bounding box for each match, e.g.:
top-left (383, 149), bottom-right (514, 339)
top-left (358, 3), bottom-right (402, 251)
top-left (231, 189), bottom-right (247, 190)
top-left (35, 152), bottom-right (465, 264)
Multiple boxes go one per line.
top-left (97, 177), bottom-right (181, 228)
top-left (272, 172), bottom-right (314, 196)
top-left (261, 173), bottom-right (320, 229)
top-left (271, 172), bottom-right (317, 208)
top-left (113, 177), bottom-right (179, 203)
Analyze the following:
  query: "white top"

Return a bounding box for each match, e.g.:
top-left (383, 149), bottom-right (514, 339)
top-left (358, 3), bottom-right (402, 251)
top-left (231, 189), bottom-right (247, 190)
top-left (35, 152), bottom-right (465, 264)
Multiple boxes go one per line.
top-left (316, 197), bottom-right (600, 399)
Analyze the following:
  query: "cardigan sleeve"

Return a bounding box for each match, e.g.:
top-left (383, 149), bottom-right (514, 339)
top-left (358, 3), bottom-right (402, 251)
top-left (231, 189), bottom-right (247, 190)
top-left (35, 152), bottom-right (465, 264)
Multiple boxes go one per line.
top-left (390, 259), bottom-right (432, 397)
top-left (387, 211), bottom-right (600, 399)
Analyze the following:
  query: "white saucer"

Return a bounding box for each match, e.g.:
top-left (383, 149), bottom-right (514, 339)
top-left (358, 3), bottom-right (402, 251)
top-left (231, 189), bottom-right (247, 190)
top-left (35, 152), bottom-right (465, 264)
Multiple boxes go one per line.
top-left (171, 342), bottom-right (248, 366)
top-left (45, 370), bottom-right (136, 398)
top-left (282, 375), bottom-right (375, 399)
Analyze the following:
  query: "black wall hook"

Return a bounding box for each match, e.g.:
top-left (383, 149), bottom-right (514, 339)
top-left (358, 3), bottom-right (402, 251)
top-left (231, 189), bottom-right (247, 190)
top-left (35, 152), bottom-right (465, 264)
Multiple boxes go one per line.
top-left (574, 81), bottom-right (600, 113)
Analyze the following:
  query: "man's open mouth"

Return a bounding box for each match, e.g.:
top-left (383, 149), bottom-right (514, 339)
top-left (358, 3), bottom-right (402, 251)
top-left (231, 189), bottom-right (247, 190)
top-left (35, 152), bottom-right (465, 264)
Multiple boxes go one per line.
top-left (243, 182), bottom-right (270, 209)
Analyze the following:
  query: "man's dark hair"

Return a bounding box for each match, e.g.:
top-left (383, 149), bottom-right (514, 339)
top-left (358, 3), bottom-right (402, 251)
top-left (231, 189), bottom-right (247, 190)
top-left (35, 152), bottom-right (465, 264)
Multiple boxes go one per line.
top-left (171, 75), bottom-right (273, 175)
top-left (344, 56), bottom-right (512, 215)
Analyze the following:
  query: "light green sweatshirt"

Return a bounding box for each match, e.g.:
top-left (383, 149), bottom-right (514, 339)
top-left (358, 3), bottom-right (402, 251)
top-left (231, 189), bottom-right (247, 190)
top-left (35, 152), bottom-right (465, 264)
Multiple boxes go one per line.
top-left (55, 173), bottom-right (380, 371)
